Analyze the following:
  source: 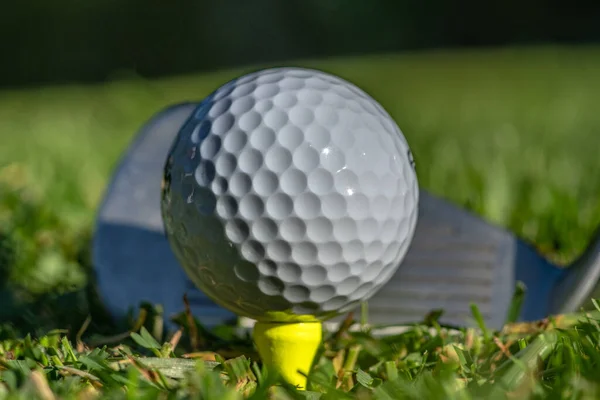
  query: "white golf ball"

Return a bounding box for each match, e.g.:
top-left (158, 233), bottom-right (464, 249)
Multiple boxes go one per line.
top-left (161, 67), bottom-right (419, 322)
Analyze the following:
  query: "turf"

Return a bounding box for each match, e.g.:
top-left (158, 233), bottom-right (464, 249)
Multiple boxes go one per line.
top-left (1, 44), bottom-right (600, 398)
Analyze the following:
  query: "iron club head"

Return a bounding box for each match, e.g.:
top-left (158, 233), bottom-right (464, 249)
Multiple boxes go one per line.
top-left (92, 103), bottom-right (600, 332)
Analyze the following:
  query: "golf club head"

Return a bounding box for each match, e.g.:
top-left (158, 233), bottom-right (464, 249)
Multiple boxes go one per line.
top-left (92, 102), bottom-right (598, 333)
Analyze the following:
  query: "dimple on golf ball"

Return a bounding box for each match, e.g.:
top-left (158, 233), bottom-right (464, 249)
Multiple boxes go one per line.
top-left (161, 67), bottom-right (419, 322)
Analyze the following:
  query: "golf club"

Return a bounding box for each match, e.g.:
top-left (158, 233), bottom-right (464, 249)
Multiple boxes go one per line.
top-left (92, 102), bottom-right (600, 332)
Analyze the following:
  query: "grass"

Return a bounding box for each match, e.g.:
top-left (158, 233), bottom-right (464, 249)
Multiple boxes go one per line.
top-left (1, 44), bottom-right (600, 398)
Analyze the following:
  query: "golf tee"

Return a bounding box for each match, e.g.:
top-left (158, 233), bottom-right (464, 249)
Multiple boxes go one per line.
top-left (252, 321), bottom-right (322, 390)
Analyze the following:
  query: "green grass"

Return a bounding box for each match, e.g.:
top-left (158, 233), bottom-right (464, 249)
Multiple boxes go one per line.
top-left (1, 44), bottom-right (600, 398)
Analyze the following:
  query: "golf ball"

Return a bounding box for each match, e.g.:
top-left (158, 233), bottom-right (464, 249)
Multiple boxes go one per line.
top-left (161, 67), bottom-right (419, 322)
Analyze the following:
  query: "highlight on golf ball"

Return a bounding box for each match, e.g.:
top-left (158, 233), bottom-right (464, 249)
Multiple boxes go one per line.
top-left (160, 67), bottom-right (419, 322)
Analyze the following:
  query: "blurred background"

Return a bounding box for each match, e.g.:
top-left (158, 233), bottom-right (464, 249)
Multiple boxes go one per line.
top-left (1, 0), bottom-right (600, 334)
top-left (3, 0), bottom-right (600, 87)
